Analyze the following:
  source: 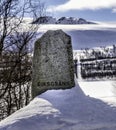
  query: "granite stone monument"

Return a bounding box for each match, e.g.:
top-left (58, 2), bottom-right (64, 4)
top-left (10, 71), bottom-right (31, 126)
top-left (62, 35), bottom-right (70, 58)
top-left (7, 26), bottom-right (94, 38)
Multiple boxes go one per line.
top-left (32, 30), bottom-right (75, 97)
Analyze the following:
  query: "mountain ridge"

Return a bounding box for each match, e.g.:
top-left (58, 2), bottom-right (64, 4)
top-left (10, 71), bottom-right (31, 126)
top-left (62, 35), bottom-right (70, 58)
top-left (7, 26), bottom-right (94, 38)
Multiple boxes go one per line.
top-left (32, 16), bottom-right (96, 24)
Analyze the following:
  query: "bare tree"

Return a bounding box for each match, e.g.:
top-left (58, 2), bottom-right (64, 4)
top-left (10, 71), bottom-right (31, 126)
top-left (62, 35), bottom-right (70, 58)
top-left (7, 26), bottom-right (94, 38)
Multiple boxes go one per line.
top-left (29, 0), bottom-right (46, 20)
top-left (0, 0), bottom-right (25, 56)
top-left (0, 31), bottom-right (35, 120)
top-left (0, 0), bottom-right (45, 120)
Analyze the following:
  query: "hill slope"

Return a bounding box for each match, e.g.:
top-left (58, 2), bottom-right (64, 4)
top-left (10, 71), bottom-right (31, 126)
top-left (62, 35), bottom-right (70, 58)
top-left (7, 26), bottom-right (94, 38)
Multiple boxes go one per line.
top-left (38, 23), bottom-right (116, 50)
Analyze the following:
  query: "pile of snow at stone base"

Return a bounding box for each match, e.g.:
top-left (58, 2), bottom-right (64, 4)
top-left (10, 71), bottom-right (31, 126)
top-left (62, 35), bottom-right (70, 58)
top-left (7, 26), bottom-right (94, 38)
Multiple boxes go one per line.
top-left (1, 79), bottom-right (116, 130)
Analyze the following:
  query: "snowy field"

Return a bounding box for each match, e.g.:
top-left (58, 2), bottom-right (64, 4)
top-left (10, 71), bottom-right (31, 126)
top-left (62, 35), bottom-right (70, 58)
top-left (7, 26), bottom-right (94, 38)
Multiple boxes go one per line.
top-left (1, 23), bottom-right (116, 130)
top-left (79, 80), bottom-right (116, 98)
top-left (0, 78), bottom-right (116, 130)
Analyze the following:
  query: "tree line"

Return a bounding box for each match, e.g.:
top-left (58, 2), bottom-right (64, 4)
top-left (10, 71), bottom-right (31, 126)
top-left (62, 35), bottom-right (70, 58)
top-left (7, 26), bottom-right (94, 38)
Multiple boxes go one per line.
top-left (81, 59), bottom-right (116, 79)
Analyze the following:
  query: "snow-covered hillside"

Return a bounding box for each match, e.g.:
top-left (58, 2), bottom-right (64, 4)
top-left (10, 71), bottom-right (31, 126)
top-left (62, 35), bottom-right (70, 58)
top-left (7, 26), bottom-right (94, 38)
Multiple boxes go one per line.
top-left (22, 19), bottom-right (116, 50)
top-left (38, 23), bottom-right (116, 50)
top-left (0, 79), bottom-right (116, 130)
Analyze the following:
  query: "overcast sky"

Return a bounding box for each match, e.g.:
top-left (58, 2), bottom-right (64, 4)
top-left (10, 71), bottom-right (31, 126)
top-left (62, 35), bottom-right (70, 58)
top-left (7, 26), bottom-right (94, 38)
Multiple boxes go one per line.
top-left (42, 0), bottom-right (116, 22)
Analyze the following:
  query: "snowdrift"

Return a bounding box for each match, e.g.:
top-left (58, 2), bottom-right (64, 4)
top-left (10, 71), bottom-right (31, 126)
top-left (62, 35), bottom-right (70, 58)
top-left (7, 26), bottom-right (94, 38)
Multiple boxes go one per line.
top-left (0, 79), bottom-right (116, 130)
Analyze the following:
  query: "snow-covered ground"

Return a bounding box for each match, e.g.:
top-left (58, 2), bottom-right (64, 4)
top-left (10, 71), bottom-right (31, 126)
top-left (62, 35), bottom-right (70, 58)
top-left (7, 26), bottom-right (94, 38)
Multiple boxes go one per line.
top-left (79, 80), bottom-right (116, 98)
top-left (1, 23), bottom-right (116, 130)
top-left (0, 78), bottom-right (116, 130)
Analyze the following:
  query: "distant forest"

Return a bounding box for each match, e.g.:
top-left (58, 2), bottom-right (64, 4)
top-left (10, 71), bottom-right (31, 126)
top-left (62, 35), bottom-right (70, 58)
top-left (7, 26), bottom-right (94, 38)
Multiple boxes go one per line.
top-left (76, 45), bottom-right (116, 80)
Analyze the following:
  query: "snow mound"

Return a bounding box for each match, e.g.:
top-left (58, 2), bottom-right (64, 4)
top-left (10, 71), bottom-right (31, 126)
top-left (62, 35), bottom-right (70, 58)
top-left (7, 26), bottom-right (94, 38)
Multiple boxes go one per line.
top-left (1, 79), bottom-right (116, 130)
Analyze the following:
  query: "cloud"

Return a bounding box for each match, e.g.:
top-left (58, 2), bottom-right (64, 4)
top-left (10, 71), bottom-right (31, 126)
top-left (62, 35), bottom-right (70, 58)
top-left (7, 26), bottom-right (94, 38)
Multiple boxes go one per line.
top-left (112, 8), bottom-right (116, 13)
top-left (47, 0), bottom-right (116, 12)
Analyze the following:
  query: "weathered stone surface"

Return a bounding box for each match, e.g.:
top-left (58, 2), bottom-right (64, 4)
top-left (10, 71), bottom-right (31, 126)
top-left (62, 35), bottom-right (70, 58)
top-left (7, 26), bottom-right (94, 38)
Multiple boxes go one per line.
top-left (32, 30), bottom-right (75, 97)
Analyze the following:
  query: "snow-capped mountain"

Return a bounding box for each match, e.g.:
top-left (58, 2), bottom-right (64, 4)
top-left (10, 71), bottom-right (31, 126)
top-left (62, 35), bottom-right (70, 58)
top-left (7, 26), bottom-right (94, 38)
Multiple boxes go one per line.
top-left (56, 17), bottom-right (95, 24)
top-left (56, 17), bottom-right (78, 24)
top-left (32, 16), bottom-right (96, 24)
top-left (32, 16), bottom-right (56, 24)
